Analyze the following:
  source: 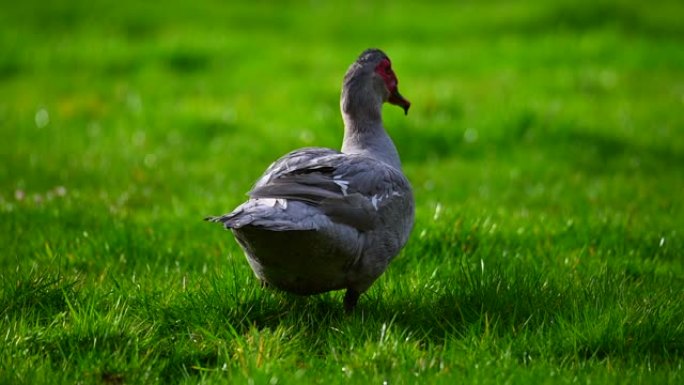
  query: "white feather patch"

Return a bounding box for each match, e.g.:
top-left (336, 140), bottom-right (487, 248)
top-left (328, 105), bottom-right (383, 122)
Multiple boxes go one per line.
top-left (257, 198), bottom-right (288, 209)
top-left (333, 179), bottom-right (350, 196)
top-left (371, 195), bottom-right (379, 210)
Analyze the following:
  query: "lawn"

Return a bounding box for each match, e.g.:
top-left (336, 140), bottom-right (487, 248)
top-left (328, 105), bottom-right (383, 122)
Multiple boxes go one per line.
top-left (1, 0), bottom-right (683, 384)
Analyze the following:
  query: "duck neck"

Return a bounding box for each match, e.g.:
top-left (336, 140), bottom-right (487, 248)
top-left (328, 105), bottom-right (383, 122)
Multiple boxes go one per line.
top-left (340, 100), bottom-right (402, 170)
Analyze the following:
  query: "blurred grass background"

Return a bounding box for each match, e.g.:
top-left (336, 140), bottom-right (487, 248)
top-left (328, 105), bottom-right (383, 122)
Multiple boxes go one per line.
top-left (1, 0), bottom-right (683, 384)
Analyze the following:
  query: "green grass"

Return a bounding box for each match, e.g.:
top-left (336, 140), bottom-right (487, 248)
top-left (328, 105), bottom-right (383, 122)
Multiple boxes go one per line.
top-left (2, 0), bottom-right (683, 383)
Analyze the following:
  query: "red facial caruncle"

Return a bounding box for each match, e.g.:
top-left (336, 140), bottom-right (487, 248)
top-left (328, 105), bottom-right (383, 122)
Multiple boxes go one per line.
top-left (375, 58), bottom-right (411, 115)
top-left (375, 58), bottom-right (398, 91)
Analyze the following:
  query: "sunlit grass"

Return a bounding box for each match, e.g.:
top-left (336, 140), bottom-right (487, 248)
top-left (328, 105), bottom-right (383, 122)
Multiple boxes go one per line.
top-left (1, 0), bottom-right (683, 384)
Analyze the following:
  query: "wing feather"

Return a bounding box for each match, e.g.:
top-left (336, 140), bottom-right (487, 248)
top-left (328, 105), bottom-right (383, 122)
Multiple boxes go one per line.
top-left (244, 147), bottom-right (410, 231)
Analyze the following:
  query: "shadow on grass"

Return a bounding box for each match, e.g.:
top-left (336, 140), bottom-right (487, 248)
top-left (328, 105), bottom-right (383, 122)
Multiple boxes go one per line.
top-left (398, 108), bottom-right (682, 177)
top-left (544, 128), bottom-right (684, 177)
top-left (5, 263), bottom-right (681, 383)
top-left (181, 262), bottom-right (683, 364)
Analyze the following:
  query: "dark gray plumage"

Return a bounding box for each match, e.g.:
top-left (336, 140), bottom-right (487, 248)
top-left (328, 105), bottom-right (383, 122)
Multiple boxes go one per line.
top-left (207, 49), bottom-right (414, 311)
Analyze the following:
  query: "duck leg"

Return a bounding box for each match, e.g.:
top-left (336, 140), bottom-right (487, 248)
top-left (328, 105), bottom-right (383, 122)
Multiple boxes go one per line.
top-left (343, 288), bottom-right (360, 313)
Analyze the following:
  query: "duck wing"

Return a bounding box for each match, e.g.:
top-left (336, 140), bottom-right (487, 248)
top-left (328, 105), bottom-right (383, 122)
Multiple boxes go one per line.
top-left (249, 147), bottom-right (411, 231)
top-left (209, 147), bottom-right (411, 232)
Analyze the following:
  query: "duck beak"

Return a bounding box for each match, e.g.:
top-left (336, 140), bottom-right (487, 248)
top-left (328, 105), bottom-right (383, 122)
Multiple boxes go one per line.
top-left (389, 88), bottom-right (411, 115)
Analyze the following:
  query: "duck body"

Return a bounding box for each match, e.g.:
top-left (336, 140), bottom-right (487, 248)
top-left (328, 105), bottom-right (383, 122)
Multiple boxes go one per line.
top-left (208, 49), bottom-right (414, 310)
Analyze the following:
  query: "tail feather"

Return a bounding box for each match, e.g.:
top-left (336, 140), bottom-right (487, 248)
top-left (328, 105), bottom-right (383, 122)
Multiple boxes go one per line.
top-left (204, 211), bottom-right (244, 229)
top-left (206, 199), bottom-right (323, 232)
